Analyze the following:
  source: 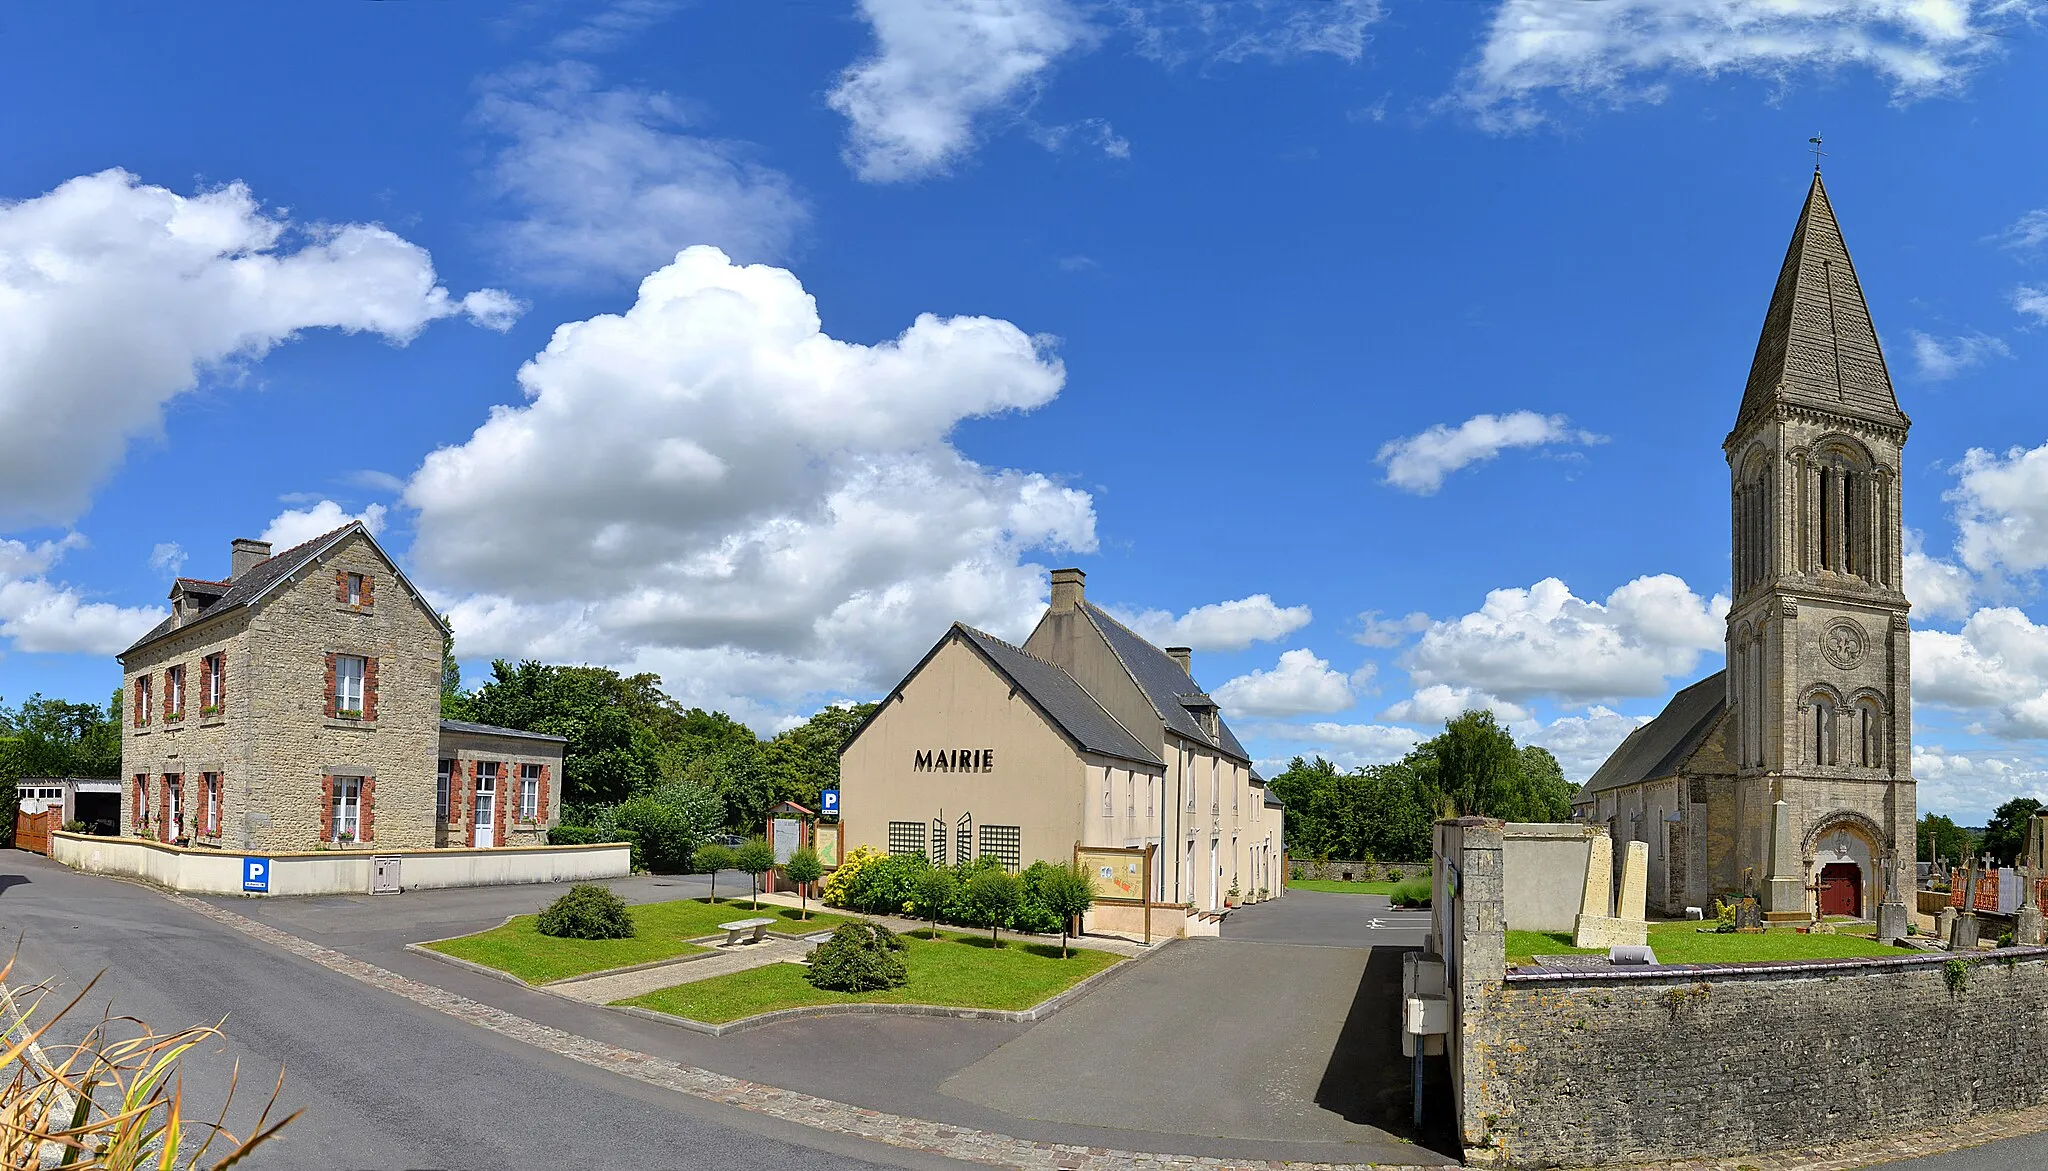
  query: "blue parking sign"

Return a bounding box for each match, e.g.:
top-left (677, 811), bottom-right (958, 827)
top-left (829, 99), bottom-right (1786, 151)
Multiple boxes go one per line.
top-left (820, 789), bottom-right (839, 815)
top-left (243, 857), bottom-right (270, 893)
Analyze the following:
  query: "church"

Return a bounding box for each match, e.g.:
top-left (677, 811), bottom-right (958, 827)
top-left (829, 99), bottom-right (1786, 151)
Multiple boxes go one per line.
top-left (1574, 171), bottom-right (1914, 923)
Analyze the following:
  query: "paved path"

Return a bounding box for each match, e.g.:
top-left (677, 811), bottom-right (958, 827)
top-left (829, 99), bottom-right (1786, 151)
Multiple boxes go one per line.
top-left (548, 932), bottom-right (822, 1004)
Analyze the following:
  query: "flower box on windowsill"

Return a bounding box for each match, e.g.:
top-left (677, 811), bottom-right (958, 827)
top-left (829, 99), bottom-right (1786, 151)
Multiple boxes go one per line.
top-left (165, 713), bottom-right (184, 723)
top-left (199, 705), bottom-right (221, 717)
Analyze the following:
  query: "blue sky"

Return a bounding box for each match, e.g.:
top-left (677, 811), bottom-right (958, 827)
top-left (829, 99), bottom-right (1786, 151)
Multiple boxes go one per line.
top-left (5, 0), bottom-right (2048, 821)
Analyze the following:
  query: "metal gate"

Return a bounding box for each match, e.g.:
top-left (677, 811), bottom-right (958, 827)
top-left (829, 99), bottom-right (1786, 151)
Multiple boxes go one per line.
top-left (13, 808), bottom-right (56, 855)
top-left (372, 855), bottom-right (402, 894)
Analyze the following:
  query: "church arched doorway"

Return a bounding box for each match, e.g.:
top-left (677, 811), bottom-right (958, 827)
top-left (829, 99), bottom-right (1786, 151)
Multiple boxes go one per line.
top-left (1819, 862), bottom-right (1862, 918)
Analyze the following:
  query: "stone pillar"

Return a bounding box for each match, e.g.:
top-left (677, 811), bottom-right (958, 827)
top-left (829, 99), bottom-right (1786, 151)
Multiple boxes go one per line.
top-left (1445, 818), bottom-right (1508, 1166)
top-left (2017, 817), bottom-right (2047, 947)
top-left (1765, 798), bottom-right (1806, 921)
top-left (1951, 856), bottom-right (1981, 951)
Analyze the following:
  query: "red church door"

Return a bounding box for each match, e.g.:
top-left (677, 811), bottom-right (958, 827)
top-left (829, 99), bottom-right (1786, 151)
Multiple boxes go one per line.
top-left (1819, 863), bottom-right (1862, 918)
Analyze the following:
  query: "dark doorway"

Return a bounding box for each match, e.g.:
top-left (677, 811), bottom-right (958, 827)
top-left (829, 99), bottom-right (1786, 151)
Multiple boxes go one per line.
top-left (73, 792), bottom-right (120, 836)
top-left (1819, 862), bottom-right (1862, 917)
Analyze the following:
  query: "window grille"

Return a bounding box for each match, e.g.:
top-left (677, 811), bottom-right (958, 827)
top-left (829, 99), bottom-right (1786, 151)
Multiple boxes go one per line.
top-left (979, 824), bottom-right (1021, 873)
top-left (888, 820), bottom-right (927, 857)
top-left (436, 760), bottom-right (453, 821)
top-left (956, 813), bottom-right (972, 866)
top-left (932, 818), bottom-right (947, 865)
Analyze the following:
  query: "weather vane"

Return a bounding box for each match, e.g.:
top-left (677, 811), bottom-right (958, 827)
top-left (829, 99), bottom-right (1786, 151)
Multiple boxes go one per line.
top-left (1808, 134), bottom-right (1826, 173)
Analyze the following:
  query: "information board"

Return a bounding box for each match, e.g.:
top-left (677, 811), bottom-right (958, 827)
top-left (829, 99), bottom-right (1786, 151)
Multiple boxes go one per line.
top-left (772, 817), bottom-right (800, 865)
top-left (1077, 846), bottom-right (1146, 903)
top-left (814, 822), bottom-right (840, 868)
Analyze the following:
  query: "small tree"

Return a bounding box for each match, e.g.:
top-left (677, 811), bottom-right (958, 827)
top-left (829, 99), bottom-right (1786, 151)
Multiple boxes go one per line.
top-left (734, 837), bottom-right (776, 910)
top-left (697, 842), bottom-right (735, 903)
top-left (964, 868), bottom-right (1022, 945)
top-left (1036, 863), bottom-right (1096, 958)
top-left (784, 846), bottom-right (824, 919)
top-left (911, 866), bottom-right (958, 939)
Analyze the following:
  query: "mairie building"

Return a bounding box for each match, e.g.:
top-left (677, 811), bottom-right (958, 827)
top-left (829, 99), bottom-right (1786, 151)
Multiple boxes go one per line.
top-left (1574, 173), bottom-right (1915, 922)
top-left (841, 569), bottom-right (1282, 910)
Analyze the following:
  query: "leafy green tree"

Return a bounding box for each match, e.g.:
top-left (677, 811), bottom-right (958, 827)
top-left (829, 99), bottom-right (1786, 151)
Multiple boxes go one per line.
top-left (1982, 798), bottom-right (2044, 866)
top-left (734, 837), bottom-right (776, 910)
top-left (1035, 863), bottom-right (1096, 957)
top-left (964, 868), bottom-right (1022, 945)
top-left (1424, 710), bottom-right (1522, 819)
top-left (439, 614), bottom-right (470, 719)
top-left (784, 846), bottom-right (824, 920)
top-left (1918, 813), bottom-right (1975, 866)
top-left (464, 662), bottom-right (671, 806)
top-left (696, 843), bottom-right (735, 903)
top-left (910, 867), bottom-right (957, 938)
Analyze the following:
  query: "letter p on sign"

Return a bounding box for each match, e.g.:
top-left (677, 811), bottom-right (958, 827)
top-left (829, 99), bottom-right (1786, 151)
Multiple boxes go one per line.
top-left (243, 857), bottom-right (270, 893)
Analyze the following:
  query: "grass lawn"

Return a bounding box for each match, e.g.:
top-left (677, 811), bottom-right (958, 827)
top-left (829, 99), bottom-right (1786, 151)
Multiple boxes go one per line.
top-left (423, 897), bottom-right (853, 984)
top-left (1288, 879), bottom-right (1403, 895)
top-left (1506, 920), bottom-right (1906, 968)
top-left (618, 930), bottom-right (1121, 1024)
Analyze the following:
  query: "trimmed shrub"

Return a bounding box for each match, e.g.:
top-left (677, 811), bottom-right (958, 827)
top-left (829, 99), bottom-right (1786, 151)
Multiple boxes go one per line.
top-left (696, 842), bottom-right (736, 902)
top-left (821, 844), bottom-right (883, 908)
top-left (909, 867), bottom-right (958, 937)
top-left (1032, 862), bottom-right (1096, 957)
top-left (547, 824), bottom-right (610, 846)
top-left (843, 852), bottom-right (933, 916)
top-left (537, 884), bottom-right (635, 940)
top-left (806, 921), bottom-right (908, 993)
top-left (1388, 877), bottom-right (1432, 908)
top-left (613, 795), bottom-right (695, 874)
top-left (784, 846), bottom-right (824, 919)
top-left (734, 837), bottom-right (776, 909)
top-left (1386, 867), bottom-right (1405, 882)
top-left (965, 868), bottom-right (1023, 943)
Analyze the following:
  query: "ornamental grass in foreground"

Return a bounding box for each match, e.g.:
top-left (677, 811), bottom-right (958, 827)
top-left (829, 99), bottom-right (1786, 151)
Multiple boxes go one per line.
top-left (616, 930), bottom-right (1119, 1024)
top-left (424, 897), bottom-right (854, 984)
top-left (1, 956), bottom-right (299, 1169)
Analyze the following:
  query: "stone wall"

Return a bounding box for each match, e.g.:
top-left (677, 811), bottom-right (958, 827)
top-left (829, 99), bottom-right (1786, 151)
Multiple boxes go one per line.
top-left (1286, 857), bottom-right (1429, 882)
top-left (1467, 952), bottom-right (2048, 1166)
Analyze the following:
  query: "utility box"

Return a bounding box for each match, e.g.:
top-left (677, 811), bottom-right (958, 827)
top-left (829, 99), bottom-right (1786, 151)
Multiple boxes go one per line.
top-left (1402, 952), bottom-right (1448, 1057)
top-left (372, 855), bottom-right (402, 894)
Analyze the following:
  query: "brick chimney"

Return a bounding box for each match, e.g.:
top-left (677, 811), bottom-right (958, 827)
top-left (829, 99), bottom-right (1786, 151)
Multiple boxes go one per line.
top-left (230, 538), bottom-right (272, 579)
top-left (1166, 647), bottom-right (1192, 675)
top-left (1049, 568), bottom-right (1086, 612)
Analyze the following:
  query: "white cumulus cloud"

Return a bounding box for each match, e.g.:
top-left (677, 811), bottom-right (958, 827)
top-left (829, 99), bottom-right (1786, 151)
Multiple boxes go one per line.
top-left (1406, 574), bottom-right (1728, 704)
top-left (1354, 609), bottom-right (1430, 648)
top-left (0, 535), bottom-right (163, 656)
top-left (1950, 441), bottom-right (2048, 580)
top-left (406, 245), bottom-right (1093, 720)
top-left (1904, 529), bottom-right (1973, 621)
top-left (1380, 683), bottom-right (1529, 725)
top-left (1111, 594), bottom-right (1311, 652)
top-left (0, 169), bottom-right (512, 528)
top-left (1527, 705), bottom-right (1652, 782)
top-left (2015, 285), bottom-right (2048, 325)
top-left (1912, 743), bottom-right (2048, 825)
top-left (147, 543), bottom-right (187, 579)
top-left (478, 63), bottom-right (807, 285)
top-left (1244, 719), bottom-right (1423, 771)
top-left (1912, 608), bottom-right (2048, 738)
top-left (260, 501), bottom-right (388, 552)
top-left (1909, 329), bottom-right (2011, 381)
top-left (1377, 410), bottom-right (1603, 495)
top-left (1455, 0), bottom-right (2035, 130)
top-left (829, 0), bottom-right (1095, 183)
top-left (1215, 649), bottom-right (1357, 718)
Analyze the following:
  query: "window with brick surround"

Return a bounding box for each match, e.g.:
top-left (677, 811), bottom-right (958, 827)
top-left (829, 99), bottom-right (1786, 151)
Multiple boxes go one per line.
top-left (200, 773), bottom-right (221, 836)
top-left (201, 653), bottom-right (225, 712)
top-left (135, 677), bottom-right (152, 727)
top-left (334, 655), bottom-right (366, 717)
top-left (343, 572), bottom-right (366, 606)
top-left (978, 824), bottom-right (1021, 873)
top-left (330, 777), bottom-right (361, 842)
top-left (520, 764), bottom-right (540, 821)
top-left (887, 820), bottom-right (926, 857)
top-left (437, 759), bottom-right (453, 821)
top-left (165, 664), bottom-right (185, 720)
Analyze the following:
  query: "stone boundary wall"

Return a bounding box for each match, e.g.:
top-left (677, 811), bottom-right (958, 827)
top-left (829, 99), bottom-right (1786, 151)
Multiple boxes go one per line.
top-left (1435, 815), bottom-right (2048, 1168)
top-left (1287, 857), bottom-right (1429, 882)
top-left (49, 831), bottom-right (628, 896)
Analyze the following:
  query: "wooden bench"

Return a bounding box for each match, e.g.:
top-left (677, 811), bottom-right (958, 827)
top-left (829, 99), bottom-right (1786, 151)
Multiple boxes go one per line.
top-left (717, 918), bottom-right (777, 947)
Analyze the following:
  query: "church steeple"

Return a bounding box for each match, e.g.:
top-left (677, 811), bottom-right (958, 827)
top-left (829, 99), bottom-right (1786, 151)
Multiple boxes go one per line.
top-left (1731, 172), bottom-right (1907, 442)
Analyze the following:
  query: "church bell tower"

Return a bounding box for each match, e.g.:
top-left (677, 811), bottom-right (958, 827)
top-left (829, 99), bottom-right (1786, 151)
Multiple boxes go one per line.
top-left (1722, 171), bottom-right (1914, 915)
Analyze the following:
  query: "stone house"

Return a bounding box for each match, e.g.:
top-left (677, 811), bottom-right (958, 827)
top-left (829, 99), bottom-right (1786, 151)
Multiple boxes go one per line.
top-left (1575, 173), bottom-right (1914, 921)
top-left (841, 569), bottom-right (1280, 909)
top-left (117, 523), bottom-right (564, 853)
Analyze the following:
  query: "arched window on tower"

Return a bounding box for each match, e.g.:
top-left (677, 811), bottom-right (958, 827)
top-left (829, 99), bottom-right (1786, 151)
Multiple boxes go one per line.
top-left (1857, 700), bottom-right (1883, 768)
top-left (1812, 695), bottom-right (1836, 767)
top-left (1814, 442), bottom-right (1877, 583)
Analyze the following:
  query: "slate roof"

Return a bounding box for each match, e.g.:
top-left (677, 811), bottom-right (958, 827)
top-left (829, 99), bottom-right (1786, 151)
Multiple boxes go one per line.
top-left (439, 719), bottom-right (570, 744)
top-left (953, 625), bottom-right (1162, 767)
top-left (1734, 172), bottom-right (1906, 437)
top-left (120, 522), bottom-right (447, 659)
top-left (1576, 671), bottom-right (1727, 800)
top-left (1080, 602), bottom-right (1252, 764)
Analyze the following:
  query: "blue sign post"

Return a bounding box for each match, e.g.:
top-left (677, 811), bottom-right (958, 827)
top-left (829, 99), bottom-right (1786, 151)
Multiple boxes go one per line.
top-left (242, 857), bottom-right (271, 893)
top-left (820, 789), bottom-right (839, 816)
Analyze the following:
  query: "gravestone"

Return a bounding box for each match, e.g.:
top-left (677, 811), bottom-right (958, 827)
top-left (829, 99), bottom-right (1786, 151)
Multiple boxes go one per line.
top-left (1764, 798), bottom-right (1807, 923)
top-left (1734, 898), bottom-right (1764, 933)
top-left (1935, 905), bottom-right (1957, 944)
top-left (1950, 910), bottom-right (1980, 951)
top-left (1574, 837), bottom-right (1648, 949)
top-left (2016, 815), bottom-right (2047, 947)
top-left (1877, 846), bottom-right (1911, 945)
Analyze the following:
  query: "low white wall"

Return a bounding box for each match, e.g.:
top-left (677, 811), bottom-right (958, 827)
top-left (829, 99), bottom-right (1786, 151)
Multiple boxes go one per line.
top-left (47, 833), bottom-right (628, 896)
top-left (1501, 822), bottom-right (1595, 932)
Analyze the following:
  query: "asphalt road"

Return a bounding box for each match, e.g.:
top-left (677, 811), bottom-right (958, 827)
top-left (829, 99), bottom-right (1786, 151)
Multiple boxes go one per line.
top-left (1, 854), bottom-right (945, 1171)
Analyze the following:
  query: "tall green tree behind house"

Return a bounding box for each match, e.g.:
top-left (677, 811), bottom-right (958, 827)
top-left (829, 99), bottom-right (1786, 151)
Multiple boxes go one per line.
top-left (1981, 798), bottom-right (2044, 866)
top-left (0, 691), bottom-right (123, 846)
top-left (462, 662), bottom-right (672, 807)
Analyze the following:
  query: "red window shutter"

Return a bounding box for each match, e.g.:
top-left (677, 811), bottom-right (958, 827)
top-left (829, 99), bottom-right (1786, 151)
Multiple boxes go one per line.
top-left (335, 571), bottom-right (348, 603)
top-left (133, 684), bottom-right (142, 727)
top-left (134, 777), bottom-right (146, 827)
top-left (163, 670), bottom-right (173, 718)
top-left (323, 653), bottom-right (337, 718)
top-left (158, 780), bottom-right (171, 843)
top-left (360, 776), bottom-right (376, 842)
top-left (361, 576), bottom-right (374, 607)
top-left (537, 764), bottom-right (551, 824)
top-left (364, 657), bottom-right (379, 722)
top-left (319, 775), bottom-right (334, 842)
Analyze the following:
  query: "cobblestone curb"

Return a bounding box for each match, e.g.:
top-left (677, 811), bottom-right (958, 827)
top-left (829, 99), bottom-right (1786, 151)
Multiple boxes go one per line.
top-left (165, 892), bottom-right (1398, 1170)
